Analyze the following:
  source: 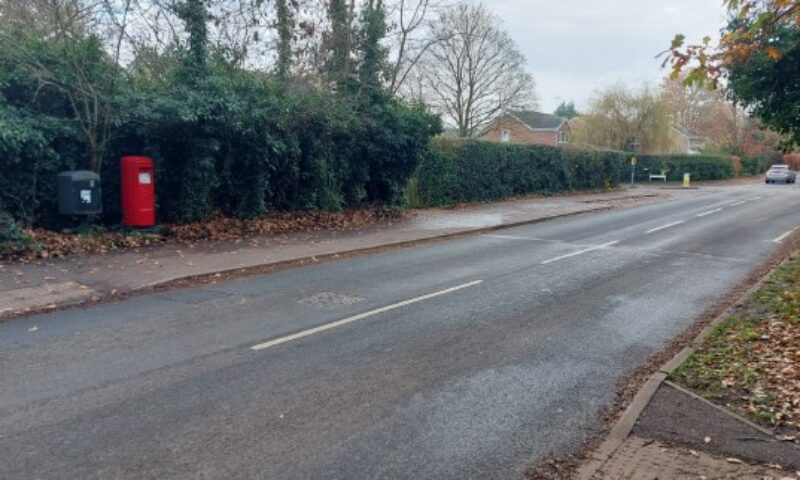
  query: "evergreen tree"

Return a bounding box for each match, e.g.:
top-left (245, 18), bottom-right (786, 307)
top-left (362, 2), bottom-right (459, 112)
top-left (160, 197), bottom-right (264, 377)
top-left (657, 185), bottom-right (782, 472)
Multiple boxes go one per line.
top-left (554, 101), bottom-right (579, 119)
top-left (326, 0), bottom-right (352, 89)
top-left (175, 0), bottom-right (207, 73)
top-left (275, 0), bottom-right (294, 81)
top-left (355, 0), bottom-right (387, 95)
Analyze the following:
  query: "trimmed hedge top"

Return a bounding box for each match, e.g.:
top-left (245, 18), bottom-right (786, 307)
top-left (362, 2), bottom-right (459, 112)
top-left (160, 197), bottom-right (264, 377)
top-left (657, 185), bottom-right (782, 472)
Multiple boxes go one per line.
top-left (414, 139), bottom-right (753, 207)
top-left (416, 138), bottom-right (627, 206)
top-left (633, 154), bottom-right (735, 181)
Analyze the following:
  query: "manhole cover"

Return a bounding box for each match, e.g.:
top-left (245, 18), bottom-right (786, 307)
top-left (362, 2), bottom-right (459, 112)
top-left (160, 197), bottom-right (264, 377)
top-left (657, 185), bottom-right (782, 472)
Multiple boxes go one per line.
top-left (298, 292), bottom-right (365, 308)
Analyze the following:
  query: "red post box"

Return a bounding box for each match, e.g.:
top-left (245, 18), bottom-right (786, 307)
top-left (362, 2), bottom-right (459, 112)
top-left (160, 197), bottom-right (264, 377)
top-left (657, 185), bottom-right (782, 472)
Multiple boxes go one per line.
top-left (120, 156), bottom-right (155, 227)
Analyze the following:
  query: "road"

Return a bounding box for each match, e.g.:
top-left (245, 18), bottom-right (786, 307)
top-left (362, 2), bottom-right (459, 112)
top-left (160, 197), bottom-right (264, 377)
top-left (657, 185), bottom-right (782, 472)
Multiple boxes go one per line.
top-left (2, 183), bottom-right (799, 480)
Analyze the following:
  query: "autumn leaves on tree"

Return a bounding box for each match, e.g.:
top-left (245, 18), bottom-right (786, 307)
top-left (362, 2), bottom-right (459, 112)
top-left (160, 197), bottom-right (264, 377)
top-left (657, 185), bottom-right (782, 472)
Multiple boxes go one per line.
top-left (664, 0), bottom-right (800, 147)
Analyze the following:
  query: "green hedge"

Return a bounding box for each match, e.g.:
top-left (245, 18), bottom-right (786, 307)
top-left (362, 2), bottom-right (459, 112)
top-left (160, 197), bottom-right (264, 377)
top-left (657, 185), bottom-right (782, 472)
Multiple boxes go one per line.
top-left (633, 154), bottom-right (735, 182)
top-left (0, 37), bottom-right (440, 227)
top-left (0, 102), bottom-right (74, 223)
top-left (741, 155), bottom-right (774, 176)
top-left (415, 139), bottom-right (627, 206)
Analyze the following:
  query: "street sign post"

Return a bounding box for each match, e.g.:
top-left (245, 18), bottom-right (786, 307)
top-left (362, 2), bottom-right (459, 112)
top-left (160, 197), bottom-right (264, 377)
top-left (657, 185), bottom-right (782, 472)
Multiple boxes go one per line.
top-left (629, 142), bottom-right (640, 186)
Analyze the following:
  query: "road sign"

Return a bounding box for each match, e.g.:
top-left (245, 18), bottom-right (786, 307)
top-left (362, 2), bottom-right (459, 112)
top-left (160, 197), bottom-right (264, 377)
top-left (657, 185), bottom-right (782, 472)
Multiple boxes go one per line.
top-left (631, 157), bottom-right (637, 166)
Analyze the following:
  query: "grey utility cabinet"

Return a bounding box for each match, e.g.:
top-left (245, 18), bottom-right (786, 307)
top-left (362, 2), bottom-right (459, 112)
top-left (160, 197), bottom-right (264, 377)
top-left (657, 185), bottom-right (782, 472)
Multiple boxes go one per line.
top-left (57, 171), bottom-right (103, 215)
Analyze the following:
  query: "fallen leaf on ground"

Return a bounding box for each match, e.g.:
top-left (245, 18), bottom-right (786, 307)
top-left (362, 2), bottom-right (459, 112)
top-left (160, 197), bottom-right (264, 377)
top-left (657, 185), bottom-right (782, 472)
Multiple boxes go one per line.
top-left (2, 207), bottom-right (402, 262)
top-left (672, 255), bottom-right (800, 434)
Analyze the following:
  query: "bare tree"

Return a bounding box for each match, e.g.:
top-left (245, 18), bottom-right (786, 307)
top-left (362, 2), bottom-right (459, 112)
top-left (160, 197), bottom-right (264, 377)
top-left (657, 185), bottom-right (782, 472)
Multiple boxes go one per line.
top-left (659, 77), bottom-right (725, 134)
top-left (415, 3), bottom-right (535, 137)
top-left (570, 83), bottom-right (674, 154)
top-left (1, 1), bottom-right (120, 172)
top-left (384, 0), bottom-right (446, 95)
top-left (0, 0), bottom-right (101, 38)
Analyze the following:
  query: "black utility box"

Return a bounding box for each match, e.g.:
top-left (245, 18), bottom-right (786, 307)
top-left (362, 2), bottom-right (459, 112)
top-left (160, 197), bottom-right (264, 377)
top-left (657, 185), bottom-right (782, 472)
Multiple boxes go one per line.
top-left (57, 171), bottom-right (102, 215)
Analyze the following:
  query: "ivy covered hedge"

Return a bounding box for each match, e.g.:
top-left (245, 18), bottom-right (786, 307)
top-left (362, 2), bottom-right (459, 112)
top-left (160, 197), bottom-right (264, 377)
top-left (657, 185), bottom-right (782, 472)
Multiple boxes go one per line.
top-left (633, 154), bottom-right (735, 182)
top-left (415, 138), bottom-right (627, 206)
top-left (0, 33), bottom-right (440, 228)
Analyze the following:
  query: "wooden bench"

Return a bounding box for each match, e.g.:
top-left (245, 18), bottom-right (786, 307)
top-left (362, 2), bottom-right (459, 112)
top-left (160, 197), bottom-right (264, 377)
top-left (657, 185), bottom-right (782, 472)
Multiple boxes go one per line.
top-left (649, 171), bottom-right (667, 182)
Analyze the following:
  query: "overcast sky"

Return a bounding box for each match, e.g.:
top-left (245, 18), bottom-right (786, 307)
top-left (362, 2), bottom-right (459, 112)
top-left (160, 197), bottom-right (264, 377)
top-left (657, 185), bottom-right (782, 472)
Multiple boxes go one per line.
top-left (483, 0), bottom-right (728, 113)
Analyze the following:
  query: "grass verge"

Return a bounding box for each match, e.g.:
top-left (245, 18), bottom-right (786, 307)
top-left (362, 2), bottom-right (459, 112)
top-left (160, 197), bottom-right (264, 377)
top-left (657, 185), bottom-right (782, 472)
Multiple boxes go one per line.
top-left (670, 253), bottom-right (800, 435)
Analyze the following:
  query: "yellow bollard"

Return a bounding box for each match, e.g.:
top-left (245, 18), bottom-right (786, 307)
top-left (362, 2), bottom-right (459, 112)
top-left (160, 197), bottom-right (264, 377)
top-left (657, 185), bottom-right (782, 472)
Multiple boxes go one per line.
top-left (683, 173), bottom-right (691, 187)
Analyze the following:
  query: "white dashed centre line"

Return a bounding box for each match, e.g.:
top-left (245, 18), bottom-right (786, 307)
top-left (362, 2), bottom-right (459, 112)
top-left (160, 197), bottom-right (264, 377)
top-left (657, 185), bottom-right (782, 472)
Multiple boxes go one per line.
top-left (773, 227), bottom-right (799, 244)
top-left (540, 241), bottom-right (619, 265)
top-left (696, 208), bottom-right (723, 218)
top-left (250, 280), bottom-right (483, 351)
top-left (729, 200), bottom-right (747, 207)
top-left (645, 220), bottom-right (685, 234)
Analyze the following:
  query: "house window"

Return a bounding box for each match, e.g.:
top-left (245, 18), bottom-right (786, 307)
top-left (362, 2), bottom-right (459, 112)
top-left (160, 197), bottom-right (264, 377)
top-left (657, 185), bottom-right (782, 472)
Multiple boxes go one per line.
top-left (500, 129), bottom-right (511, 143)
top-left (557, 131), bottom-right (568, 144)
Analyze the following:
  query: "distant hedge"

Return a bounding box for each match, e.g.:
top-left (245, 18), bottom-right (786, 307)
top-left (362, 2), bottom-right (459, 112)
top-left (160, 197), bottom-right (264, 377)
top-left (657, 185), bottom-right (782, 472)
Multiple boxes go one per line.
top-left (415, 139), bottom-right (627, 206)
top-left (741, 155), bottom-right (775, 176)
top-left (633, 154), bottom-right (735, 182)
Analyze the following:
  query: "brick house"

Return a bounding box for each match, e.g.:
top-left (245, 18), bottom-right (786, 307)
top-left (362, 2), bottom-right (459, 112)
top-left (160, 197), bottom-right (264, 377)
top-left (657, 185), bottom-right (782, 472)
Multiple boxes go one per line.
top-left (477, 111), bottom-right (570, 146)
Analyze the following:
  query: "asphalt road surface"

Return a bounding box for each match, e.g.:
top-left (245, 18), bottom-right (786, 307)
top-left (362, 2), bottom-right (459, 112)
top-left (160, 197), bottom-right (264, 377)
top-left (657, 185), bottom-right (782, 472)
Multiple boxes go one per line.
top-left (2, 183), bottom-right (800, 480)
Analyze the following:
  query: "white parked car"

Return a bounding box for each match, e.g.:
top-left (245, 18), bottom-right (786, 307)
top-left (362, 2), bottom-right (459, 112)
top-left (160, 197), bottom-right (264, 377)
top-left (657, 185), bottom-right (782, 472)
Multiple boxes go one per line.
top-left (765, 164), bottom-right (796, 184)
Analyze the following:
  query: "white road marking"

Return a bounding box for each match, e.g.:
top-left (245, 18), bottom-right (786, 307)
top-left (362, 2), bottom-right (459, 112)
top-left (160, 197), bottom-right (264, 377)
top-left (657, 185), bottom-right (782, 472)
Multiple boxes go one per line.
top-left (645, 220), bottom-right (686, 234)
top-left (752, 196), bottom-right (762, 200)
top-left (729, 200), bottom-right (747, 207)
top-left (696, 208), bottom-right (723, 218)
top-left (250, 280), bottom-right (483, 351)
top-left (540, 241), bottom-right (619, 265)
top-left (773, 227), bottom-right (798, 244)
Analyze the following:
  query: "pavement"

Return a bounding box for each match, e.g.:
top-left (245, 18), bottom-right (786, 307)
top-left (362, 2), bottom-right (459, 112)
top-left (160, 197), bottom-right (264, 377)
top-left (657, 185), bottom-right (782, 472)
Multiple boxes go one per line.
top-left (2, 181), bottom-right (800, 479)
top-left (583, 381), bottom-right (800, 480)
top-left (0, 187), bottom-right (665, 318)
top-left (587, 436), bottom-right (790, 479)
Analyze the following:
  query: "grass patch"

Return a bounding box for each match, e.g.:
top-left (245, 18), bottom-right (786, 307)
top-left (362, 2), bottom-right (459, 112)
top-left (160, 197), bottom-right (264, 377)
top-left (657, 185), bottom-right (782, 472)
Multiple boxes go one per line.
top-left (670, 255), bottom-right (800, 433)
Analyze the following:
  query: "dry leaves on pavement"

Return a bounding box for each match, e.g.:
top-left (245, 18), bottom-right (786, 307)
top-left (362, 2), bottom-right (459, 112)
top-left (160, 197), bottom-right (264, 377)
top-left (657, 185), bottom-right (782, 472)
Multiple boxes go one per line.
top-left (672, 254), bottom-right (800, 434)
top-left (2, 207), bottom-right (403, 262)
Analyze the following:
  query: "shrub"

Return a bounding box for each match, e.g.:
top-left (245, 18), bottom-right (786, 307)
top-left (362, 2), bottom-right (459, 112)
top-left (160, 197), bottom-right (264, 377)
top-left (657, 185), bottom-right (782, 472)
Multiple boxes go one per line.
top-left (633, 154), bottom-right (735, 182)
top-left (741, 155), bottom-right (774, 176)
top-left (113, 74), bottom-right (439, 223)
top-left (416, 139), bottom-right (627, 206)
top-left (731, 155), bottom-right (743, 176)
top-left (1, 51), bottom-right (439, 226)
top-left (781, 153), bottom-right (800, 171)
top-left (0, 211), bottom-right (36, 256)
top-left (0, 102), bottom-right (72, 226)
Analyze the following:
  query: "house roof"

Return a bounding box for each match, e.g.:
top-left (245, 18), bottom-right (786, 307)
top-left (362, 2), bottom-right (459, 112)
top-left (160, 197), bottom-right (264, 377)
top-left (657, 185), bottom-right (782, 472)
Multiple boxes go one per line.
top-left (670, 125), bottom-right (704, 140)
top-left (508, 111), bottom-right (567, 131)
